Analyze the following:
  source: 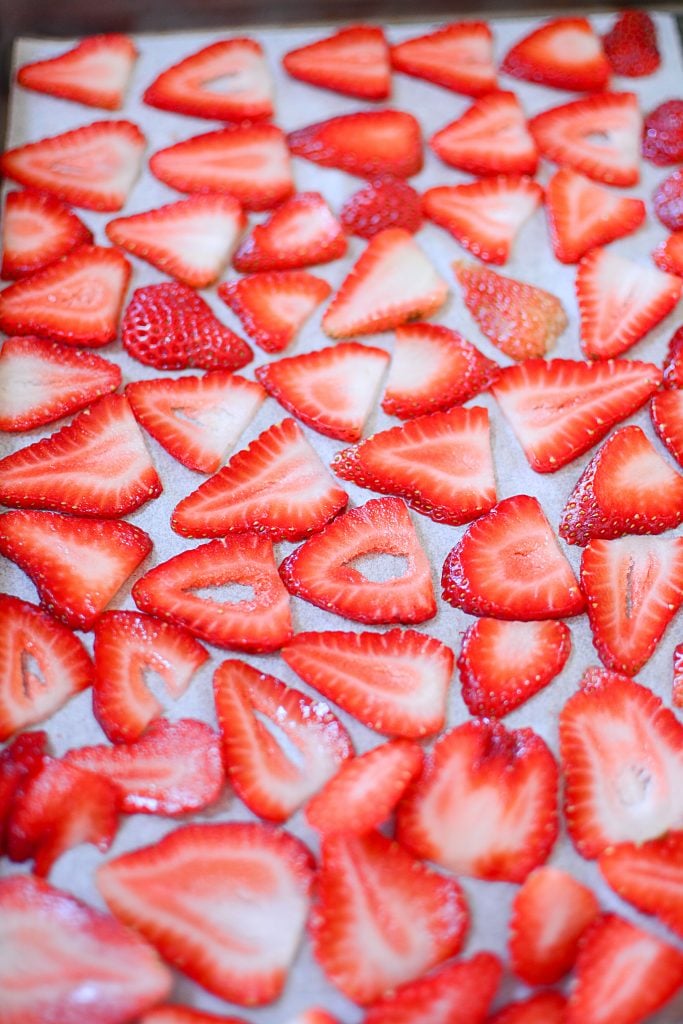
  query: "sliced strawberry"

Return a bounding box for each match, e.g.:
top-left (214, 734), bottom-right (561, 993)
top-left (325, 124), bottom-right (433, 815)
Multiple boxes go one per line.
top-left (654, 389), bottom-right (683, 468)
top-left (491, 357), bottom-right (662, 472)
top-left (280, 496), bottom-right (436, 625)
top-left (0, 731), bottom-right (47, 853)
top-left (213, 659), bottom-right (352, 821)
top-left (501, 17), bottom-right (610, 92)
top-left (0, 120), bottom-right (145, 211)
top-left (654, 169), bottom-right (683, 232)
top-left (219, 272), bottom-right (330, 353)
top-left (17, 34), bottom-right (137, 110)
top-left (232, 192), bottom-right (346, 273)
top-left (675, 643), bottom-right (683, 708)
top-left (97, 822), bottom-right (315, 1005)
top-left (311, 829), bottom-right (468, 1004)
top-left (255, 341), bottom-right (389, 442)
top-left (603, 10), bottom-right (660, 77)
top-left (0, 335), bottom-right (121, 432)
top-left (172, 417), bottom-right (348, 541)
top-left (287, 109), bottom-right (422, 179)
top-left (340, 177), bottom-right (422, 239)
top-left (1, 189), bottom-right (93, 279)
top-left (546, 168), bottom-right (646, 264)
top-left (132, 535), bottom-right (292, 652)
top-left (397, 718), bottom-right (559, 882)
top-left (150, 124), bottom-right (294, 211)
top-left (144, 38), bottom-right (273, 122)
top-left (390, 21), bottom-right (497, 96)
top-left (283, 25), bottom-right (390, 100)
top-left (643, 99), bottom-right (683, 166)
top-left (140, 1009), bottom-right (249, 1024)
top-left (599, 834), bottom-right (683, 939)
top-left (654, 231), bottom-right (683, 276)
top-left (454, 261), bottom-right (567, 360)
top-left (282, 628), bottom-right (453, 738)
top-left (285, 1013), bottom-right (338, 1024)
top-left (663, 324), bottom-right (683, 386)
top-left (458, 618), bottom-right (571, 718)
top-left (430, 91), bottom-right (537, 177)
top-left (488, 992), bottom-right (568, 1024)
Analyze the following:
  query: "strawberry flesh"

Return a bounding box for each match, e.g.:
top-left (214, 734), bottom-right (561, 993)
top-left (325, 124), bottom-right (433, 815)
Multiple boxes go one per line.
top-left (219, 271), bottom-right (331, 353)
top-left (390, 21), bottom-right (497, 96)
top-left (232, 192), bottom-right (346, 273)
top-left (599, 833), bottom-right (683, 939)
top-left (430, 91), bottom-right (537, 177)
top-left (17, 34), bottom-right (138, 110)
top-left (283, 25), bottom-right (390, 100)
top-left (287, 109), bottom-right (422, 179)
top-left (501, 16), bottom-right (610, 92)
top-left (1, 189), bottom-right (93, 280)
top-left (488, 993), bottom-right (568, 1024)
top-left (651, 388), bottom-right (683, 469)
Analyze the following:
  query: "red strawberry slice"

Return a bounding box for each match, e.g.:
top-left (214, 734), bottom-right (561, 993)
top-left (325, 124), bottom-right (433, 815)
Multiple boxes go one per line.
top-left (560, 669), bottom-right (683, 856)
top-left (390, 21), bottom-right (497, 97)
top-left (213, 659), bottom-right (353, 822)
top-left (663, 325), bottom-right (683, 387)
top-left (283, 25), bottom-right (390, 100)
top-left (132, 535), bottom-right (292, 652)
top-left (140, 1009), bottom-right (249, 1024)
top-left (454, 261), bottom-right (567, 360)
top-left (219, 271), bottom-right (331, 353)
top-left (430, 91), bottom-right (537, 177)
top-left (422, 176), bottom-right (543, 265)
top-left (287, 109), bottom-right (422, 179)
top-left (1, 189), bottom-right (93, 279)
top-left (171, 417), bottom-right (348, 541)
top-left (144, 38), bottom-right (273, 122)
top-left (121, 281), bottom-right (252, 371)
top-left (310, 829), bottom-right (468, 1005)
top-left (0, 335), bottom-right (121, 432)
top-left (442, 494), bottom-right (584, 620)
top-left (603, 10), bottom-right (661, 77)
top-left (397, 718), bottom-right (559, 882)
top-left (332, 406), bottom-right (497, 526)
top-left (340, 177), bottom-right (422, 239)
top-left (545, 168), bottom-right (646, 264)
top-left (501, 17), bottom-right (610, 92)
top-left (0, 120), bottom-right (145, 211)
top-left (652, 389), bottom-right (683, 468)
top-left (0, 731), bottom-right (47, 854)
top-left (280, 496), bottom-right (436, 625)
top-left (0, 244), bottom-right (131, 347)
top-left (654, 231), bottom-right (683, 276)
top-left (0, 874), bottom-right (171, 1024)
top-left (643, 99), bottom-right (683, 166)
top-left (97, 822), bottom-right (315, 1005)
top-left (675, 643), bottom-right (683, 708)
top-left (491, 357), bottom-right (662, 472)
top-left (458, 618), bottom-right (571, 718)
top-left (17, 34), bottom-right (137, 110)
top-left (654, 169), bottom-right (683, 232)
top-left (150, 124), bottom-right (294, 211)
top-left (599, 834), bottom-right (683, 939)
top-left (489, 993), bottom-right (567, 1024)
top-left (0, 595), bottom-right (92, 742)
top-left (232, 192), bottom-right (346, 273)
top-left (282, 628), bottom-right (454, 738)
top-left (285, 1013), bottom-right (338, 1024)
top-left (92, 610), bottom-right (208, 744)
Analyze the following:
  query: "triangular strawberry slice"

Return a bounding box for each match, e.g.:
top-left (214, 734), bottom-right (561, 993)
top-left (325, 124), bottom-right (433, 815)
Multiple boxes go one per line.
top-left (287, 109), bottom-right (422, 179)
top-left (654, 231), bottom-right (683, 276)
top-left (489, 993), bottom-right (568, 1024)
top-left (429, 91), bottom-right (537, 176)
top-left (213, 659), bottom-right (352, 822)
top-left (651, 388), bottom-right (683, 468)
top-left (323, 228), bottom-right (447, 338)
top-left (172, 418), bottom-right (348, 541)
top-left (283, 25), bottom-right (390, 100)
top-left (546, 168), bottom-right (646, 263)
top-left (279, 496), bottom-right (436, 625)
top-left (219, 271), bottom-right (331, 352)
top-left (390, 21), bottom-right (497, 96)
top-left (502, 16), bottom-right (610, 91)
top-left (232, 192), bottom-right (346, 273)
top-left (599, 834), bottom-right (683, 939)
top-left (2, 189), bottom-right (93, 279)
top-left (17, 34), bottom-right (137, 110)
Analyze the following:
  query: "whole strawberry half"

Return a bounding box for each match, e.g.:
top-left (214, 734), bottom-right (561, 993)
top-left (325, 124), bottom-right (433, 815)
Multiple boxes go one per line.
top-left (340, 177), bottom-right (422, 239)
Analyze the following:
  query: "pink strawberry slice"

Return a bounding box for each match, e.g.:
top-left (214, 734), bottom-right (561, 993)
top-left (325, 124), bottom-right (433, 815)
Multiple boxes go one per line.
top-left (488, 993), bottom-right (568, 1024)
top-left (311, 829), bottom-right (468, 1005)
top-left (232, 192), bottom-right (346, 273)
top-left (1, 189), bottom-right (93, 279)
top-left (171, 417), bottom-right (348, 541)
top-left (652, 389), bottom-right (683, 469)
top-left (390, 21), bottom-right (497, 96)
top-left (457, 618), bottom-right (571, 718)
top-left (654, 169), bottom-right (683, 232)
top-left (397, 718), bottom-right (559, 882)
top-left (599, 834), bottom-right (683, 939)
top-left (423, 176), bottom-right (542, 265)
top-left (17, 34), bottom-right (138, 110)
top-left (213, 659), bottom-right (353, 822)
top-left (280, 496), bottom-right (436, 625)
top-left (0, 120), bottom-right (146, 211)
top-left (0, 244), bottom-right (131, 347)
top-left (92, 611), bottom-right (208, 744)
top-left (663, 324), bottom-right (683, 387)
top-left (501, 16), bottom-right (610, 92)
top-left (282, 628), bottom-right (454, 738)
top-left (675, 642), bottom-right (683, 708)
top-left (0, 335), bottom-right (121, 432)
top-left (430, 91), bottom-right (537, 177)
top-left (491, 357), bottom-right (662, 472)
top-left (283, 25), bottom-right (390, 100)
top-left (97, 822), bottom-right (315, 1006)
top-left (143, 38), bottom-right (273, 122)
top-left (332, 406), bottom-right (497, 526)
top-left (559, 669), bottom-right (683, 857)
top-left (219, 271), bottom-right (331, 353)
top-left (654, 231), bottom-right (683, 276)
top-left (442, 494), bottom-right (584, 620)
top-left (287, 109), bottom-right (422, 179)
top-left (340, 177), bottom-right (422, 240)
top-left (545, 168), bottom-right (646, 263)
top-left (140, 1009), bottom-right (249, 1024)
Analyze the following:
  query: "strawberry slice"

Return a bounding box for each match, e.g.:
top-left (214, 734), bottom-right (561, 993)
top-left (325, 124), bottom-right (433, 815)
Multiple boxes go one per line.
top-left (454, 261), bottom-right (567, 360)
top-left (92, 611), bottom-right (208, 743)
top-left (675, 643), bottom-right (683, 708)
top-left (458, 618), bottom-right (571, 718)
top-left (332, 406), bottom-right (497, 526)
top-left (255, 341), bottom-right (389, 442)
top-left (282, 628), bottom-right (454, 738)
top-left (663, 325), bottom-right (683, 387)
top-left (0, 120), bottom-right (145, 211)
top-left (213, 659), bottom-right (352, 822)
top-left (489, 993), bottom-right (567, 1024)
top-left (0, 244), bottom-right (131, 347)
top-left (143, 38), bottom-right (273, 122)
top-left (219, 271), bottom-right (330, 353)
top-left (1, 189), bottom-right (93, 279)
top-left (501, 17), bottom-right (610, 92)
top-left (232, 192), bottom-right (346, 273)
top-left (390, 21), bottom-right (497, 96)
top-left (491, 357), bottom-right (662, 472)
top-left (311, 829), bottom-right (468, 1004)
top-left (0, 335), bottom-right (121, 432)
top-left (430, 91), bottom-right (537, 177)
top-left (132, 535), bottom-right (292, 652)
top-left (340, 177), bottom-right (422, 239)
top-left (171, 417), bottom-right (348, 541)
top-left (283, 25), bottom-right (390, 100)
top-left (603, 10), bottom-right (660, 76)
top-left (0, 731), bottom-right (47, 853)
top-left (397, 718), bottom-right (559, 882)
top-left (442, 494), bottom-right (584, 620)
top-left (323, 228), bottom-right (447, 338)
top-left (140, 1010), bottom-right (249, 1024)
top-left (654, 169), bottom-right (683, 232)
top-left (287, 109), bottom-right (422, 179)
top-left (284, 1013), bottom-right (338, 1024)
top-left (279, 496), bottom-right (436, 625)
top-left (643, 99), bottom-right (683, 166)
top-left (150, 124), bottom-right (294, 211)
top-left (97, 822), bottom-right (315, 1005)
top-left (651, 388), bottom-right (683, 468)
top-left (17, 34), bottom-right (137, 110)
top-left (654, 231), bottom-right (683, 276)
top-left (546, 168), bottom-right (646, 263)
top-left (599, 834), bottom-right (683, 939)
top-left (422, 176), bottom-right (543, 265)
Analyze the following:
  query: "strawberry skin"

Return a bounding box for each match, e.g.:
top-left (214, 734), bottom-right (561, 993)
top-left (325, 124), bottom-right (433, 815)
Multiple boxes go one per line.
top-left (340, 177), bottom-right (422, 239)
top-left (599, 834), bottom-right (683, 939)
top-left (430, 91), bottom-right (537, 177)
top-left (140, 1009), bottom-right (250, 1024)
top-left (390, 21), bottom-right (497, 97)
top-left (654, 169), bottom-right (683, 232)
top-left (675, 642), bottom-right (683, 709)
top-left (502, 17), bottom-right (610, 92)
top-left (17, 34), bottom-right (138, 110)
top-left (287, 109), bottom-right (422, 179)
top-left (651, 388), bottom-right (683, 468)
top-left (283, 25), bottom-right (390, 100)
top-left (663, 325), bottom-right (683, 387)
top-left (603, 10), bottom-right (661, 77)
top-left (2, 189), bottom-right (93, 280)
top-left (643, 99), bottom-right (683, 166)
top-left (232, 192), bottom-right (346, 273)
top-left (219, 271), bottom-right (331, 353)
top-left (489, 992), bottom-right (568, 1024)
top-left (0, 731), bottom-right (47, 855)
